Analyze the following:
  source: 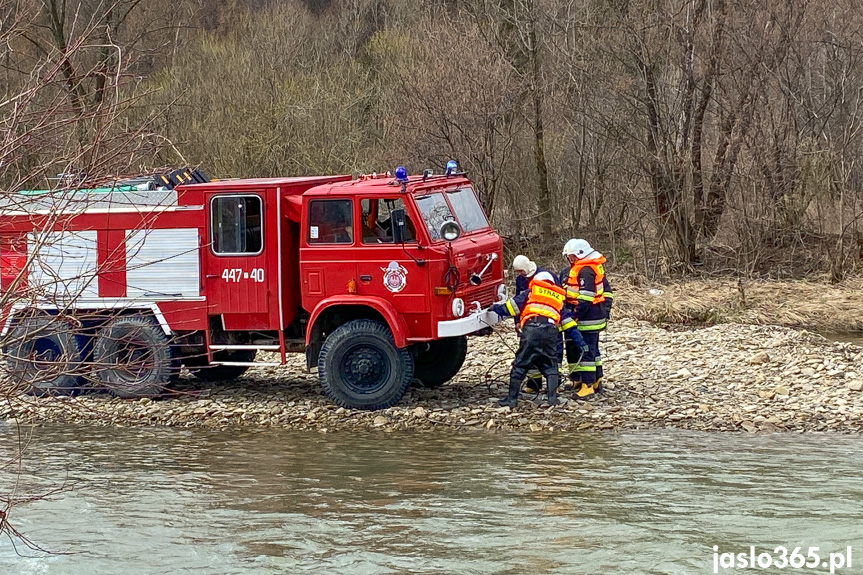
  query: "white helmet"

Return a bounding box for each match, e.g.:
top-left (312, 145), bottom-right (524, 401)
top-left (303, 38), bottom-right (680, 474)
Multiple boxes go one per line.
top-left (533, 271), bottom-right (555, 283)
top-left (562, 238), bottom-right (596, 260)
top-left (511, 254), bottom-right (537, 276)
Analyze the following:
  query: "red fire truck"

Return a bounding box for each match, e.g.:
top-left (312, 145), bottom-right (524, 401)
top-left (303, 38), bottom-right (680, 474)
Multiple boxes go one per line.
top-left (0, 167), bottom-right (504, 410)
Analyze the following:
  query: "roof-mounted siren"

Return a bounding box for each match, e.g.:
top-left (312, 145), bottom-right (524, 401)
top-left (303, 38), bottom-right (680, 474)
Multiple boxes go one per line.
top-left (445, 159), bottom-right (458, 178)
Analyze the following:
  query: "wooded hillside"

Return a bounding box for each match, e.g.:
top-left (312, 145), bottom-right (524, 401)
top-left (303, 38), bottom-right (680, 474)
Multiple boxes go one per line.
top-left (3, 0), bottom-right (863, 280)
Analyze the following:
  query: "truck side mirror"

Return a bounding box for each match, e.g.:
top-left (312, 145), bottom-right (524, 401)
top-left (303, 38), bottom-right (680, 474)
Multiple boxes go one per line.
top-left (392, 208), bottom-right (406, 243)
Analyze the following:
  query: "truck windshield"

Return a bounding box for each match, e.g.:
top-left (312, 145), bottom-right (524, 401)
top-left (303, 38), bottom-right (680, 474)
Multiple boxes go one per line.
top-left (447, 187), bottom-right (489, 232)
top-left (415, 192), bottom-right (455, 241)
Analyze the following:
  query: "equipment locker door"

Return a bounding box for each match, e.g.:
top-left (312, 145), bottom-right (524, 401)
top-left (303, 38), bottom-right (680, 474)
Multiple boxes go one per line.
top-left (205, 193), bottom-right (269, 324)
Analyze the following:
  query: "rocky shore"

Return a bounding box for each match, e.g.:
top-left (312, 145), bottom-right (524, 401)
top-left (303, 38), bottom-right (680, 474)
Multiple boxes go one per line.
top-left (2, 318), bottom-right (862, 433)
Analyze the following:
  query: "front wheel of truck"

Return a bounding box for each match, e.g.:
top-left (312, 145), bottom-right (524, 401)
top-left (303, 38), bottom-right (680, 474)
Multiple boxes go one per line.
top-left (317, 319), bottom-right (414, 410)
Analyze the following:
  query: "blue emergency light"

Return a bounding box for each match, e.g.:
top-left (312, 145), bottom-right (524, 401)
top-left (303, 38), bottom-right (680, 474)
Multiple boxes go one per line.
top-left (445, 160), bottom-right (458, 177)
top-left (395, 166), bottom-right (408, 183)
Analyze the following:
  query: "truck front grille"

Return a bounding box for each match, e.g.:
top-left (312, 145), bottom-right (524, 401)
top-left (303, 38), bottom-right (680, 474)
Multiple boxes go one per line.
top-left (460, 283), bottom-right (497, 310)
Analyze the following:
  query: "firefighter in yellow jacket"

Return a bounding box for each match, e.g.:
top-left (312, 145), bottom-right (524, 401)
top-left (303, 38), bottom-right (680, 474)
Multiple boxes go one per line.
top-left (490, 271), bottom-right (574, 407)
top-left (562, 238), bottom-right (614, 398)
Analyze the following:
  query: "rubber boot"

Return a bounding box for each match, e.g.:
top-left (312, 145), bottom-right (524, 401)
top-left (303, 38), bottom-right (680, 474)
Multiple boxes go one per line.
top-left (545, 372), bottom-right (560, 407)
top-left (523, 372), bottom-right (541, 394)
top-left (594, 378), bottom-right (603, 394)
top-left (575, 382), bottom-right (596, 399)
top-left (568, 371), bottom-right (583, 394)
top-left (498, 377), bottom-right (520, 408)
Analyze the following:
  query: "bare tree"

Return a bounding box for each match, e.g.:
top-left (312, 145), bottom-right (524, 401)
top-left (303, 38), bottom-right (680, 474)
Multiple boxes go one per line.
top-left (1, 0), bottom-right (175, 549)
top-left (11, 0), bottom-right (858, 280)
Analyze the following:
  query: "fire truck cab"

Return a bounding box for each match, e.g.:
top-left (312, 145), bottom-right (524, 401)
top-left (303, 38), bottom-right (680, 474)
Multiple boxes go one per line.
top-left (0, 168), bottom-right (505, 410)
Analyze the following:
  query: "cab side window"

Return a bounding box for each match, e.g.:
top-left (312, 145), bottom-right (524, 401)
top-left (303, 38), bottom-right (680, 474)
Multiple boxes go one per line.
top-left (360, 198), bottom-right (416, 244)
top-left (211, 195), bottom-right (263, 255)
top-left (308, 199), bottom-right (353, 244)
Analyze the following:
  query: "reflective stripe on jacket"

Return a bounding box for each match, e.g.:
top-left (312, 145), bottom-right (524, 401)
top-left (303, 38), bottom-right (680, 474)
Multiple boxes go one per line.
top-left (558, 316), bottom-right (577, 332)
top-left (565, 256), bottom-right (607, 306)
top-left (564, 254), bottom-right (610, 331)
top-left (576, 317), bottom-right (607, 331)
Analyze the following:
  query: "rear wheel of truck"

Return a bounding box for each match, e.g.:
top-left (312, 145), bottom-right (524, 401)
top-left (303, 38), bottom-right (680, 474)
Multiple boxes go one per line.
top-left (318, 319), bottom-right (414, 410)
top-left (190, 349), bottom-right (256, 382)
top-left (5, 315), bottom-right (86, 396)
top-left (93, 316), bottom-right (177, 398)
top-left (412, 336), bottom-right (468, 388)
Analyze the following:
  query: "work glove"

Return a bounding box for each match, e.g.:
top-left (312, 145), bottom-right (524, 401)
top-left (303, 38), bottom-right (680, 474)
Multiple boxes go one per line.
top-left (563, 325), bottom-right (589, 352)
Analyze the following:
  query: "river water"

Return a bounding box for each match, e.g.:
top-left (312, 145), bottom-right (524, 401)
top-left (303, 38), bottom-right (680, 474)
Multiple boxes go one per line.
top-left (1, 425), bottom-right (862, 575)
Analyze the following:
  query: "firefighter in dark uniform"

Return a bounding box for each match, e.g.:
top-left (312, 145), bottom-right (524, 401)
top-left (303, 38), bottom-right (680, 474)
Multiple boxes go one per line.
top-left (562, 238), bottom-right (614, 399)
top-left (511, 255), bottom-right (585, 394)
top-left (490, 270), bottom-right (574, 407)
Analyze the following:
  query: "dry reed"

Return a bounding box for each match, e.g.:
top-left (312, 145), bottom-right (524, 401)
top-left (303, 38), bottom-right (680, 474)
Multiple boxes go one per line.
top-left (616, 277), bottom-right (863, 334)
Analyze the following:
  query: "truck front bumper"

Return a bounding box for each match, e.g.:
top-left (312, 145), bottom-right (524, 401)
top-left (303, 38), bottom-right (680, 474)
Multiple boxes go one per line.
top-left (437, 310), bottom-right (500, 338)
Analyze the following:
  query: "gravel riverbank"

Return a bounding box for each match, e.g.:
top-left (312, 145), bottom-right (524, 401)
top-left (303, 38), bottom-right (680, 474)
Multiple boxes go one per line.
top-left (2, 318), bottom-right (862, 433)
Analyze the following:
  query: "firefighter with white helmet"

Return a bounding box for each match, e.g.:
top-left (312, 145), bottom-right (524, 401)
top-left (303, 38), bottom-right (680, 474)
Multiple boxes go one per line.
top-left (561, 238), bottom-right (614, 398)
top-left (511, 254), bottom-right (537, 278)
top-left (511, 254), bottom-right (586, 395)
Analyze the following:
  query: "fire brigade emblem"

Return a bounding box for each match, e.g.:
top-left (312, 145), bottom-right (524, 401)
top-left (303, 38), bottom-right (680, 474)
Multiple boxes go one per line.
top-left (382, 261), bottom-right (408, 293)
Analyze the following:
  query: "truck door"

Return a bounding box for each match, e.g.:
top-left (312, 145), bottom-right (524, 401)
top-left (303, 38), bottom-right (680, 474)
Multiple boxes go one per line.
top-left (300, 198), bottom-right (357, 306)
top-left (205, 193), bottom-right (269, 326)
top-left (355, 197), bottom-right (430, 334)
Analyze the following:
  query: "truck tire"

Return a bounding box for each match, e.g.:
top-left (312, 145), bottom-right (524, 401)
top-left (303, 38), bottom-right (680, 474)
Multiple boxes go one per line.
top-left (5, 315), bottom-right (85, 396)
top-left (93, 316), bottom-right (176, 398)
top-left (190, 349), bottom-right (256, 382)
top-left (412, 336), bottom-right (468, 388)
top-left (317, 319), bottom-right (414, 410)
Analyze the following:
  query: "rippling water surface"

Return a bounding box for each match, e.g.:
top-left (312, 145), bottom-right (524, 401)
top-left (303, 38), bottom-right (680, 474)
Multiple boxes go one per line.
top-left (1, 424), bottom-right (862, 574)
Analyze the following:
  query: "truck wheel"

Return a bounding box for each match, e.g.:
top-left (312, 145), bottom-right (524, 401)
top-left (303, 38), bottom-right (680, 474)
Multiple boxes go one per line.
top-left (190, 349), bottom-right (256, 381)
top-left (5, 316), bottom-right (85, 396)
top-left (93, 316), bottom-right (176, 398)
top-left (412, 336), bottom-right (468, 388)
top-left (317, 319), bottom-right (414, 410)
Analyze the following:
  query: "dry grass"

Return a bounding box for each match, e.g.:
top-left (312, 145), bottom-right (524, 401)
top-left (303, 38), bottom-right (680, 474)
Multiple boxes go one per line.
top-left (616, 276), bottom-right (863, 333)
